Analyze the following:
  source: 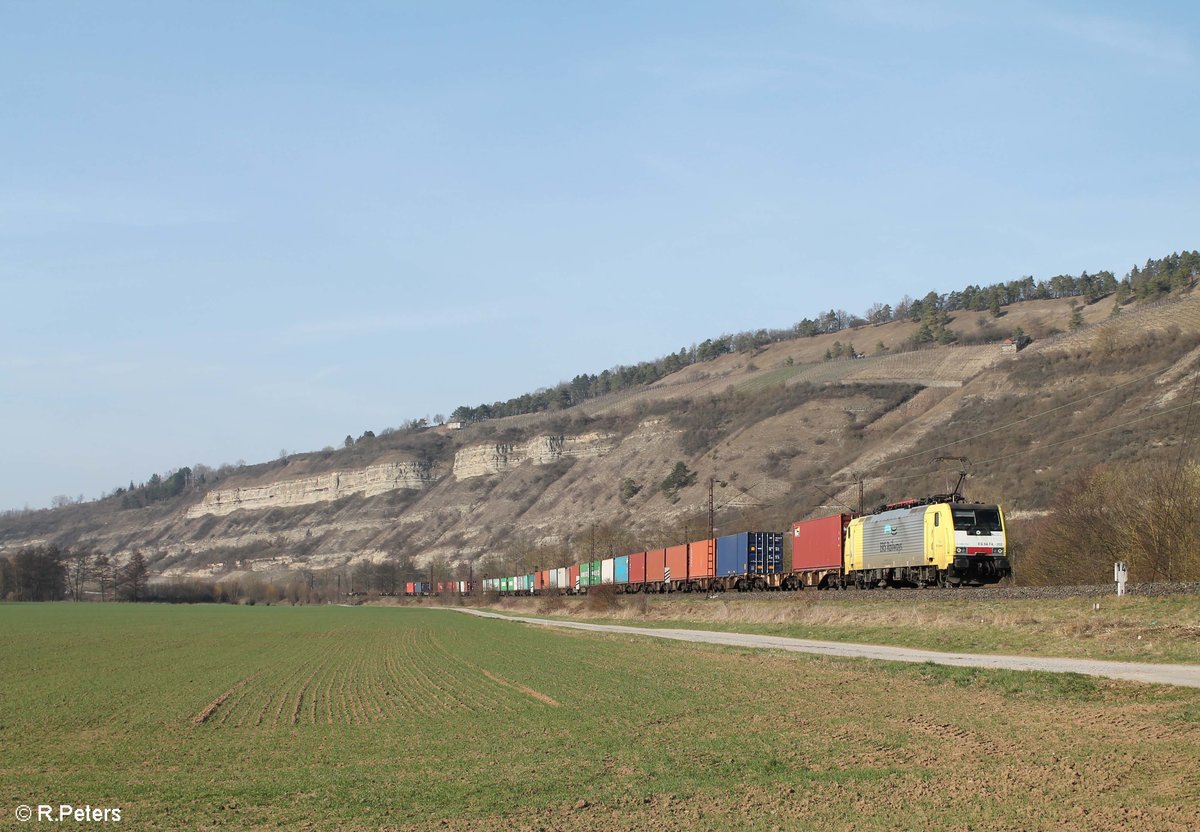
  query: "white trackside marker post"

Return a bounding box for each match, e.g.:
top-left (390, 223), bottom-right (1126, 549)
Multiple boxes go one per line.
top-left (1114, 561), bottom-right (1127, 597)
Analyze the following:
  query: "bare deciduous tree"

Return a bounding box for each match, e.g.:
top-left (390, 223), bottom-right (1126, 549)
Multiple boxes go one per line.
top-left (94, 554), bottom-right (112, 602)
top-left (66, 549), bottom-right (92, 601)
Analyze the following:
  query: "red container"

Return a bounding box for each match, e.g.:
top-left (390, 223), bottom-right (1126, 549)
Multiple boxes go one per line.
top-left (645, 549), bottom-right (666, 582)
top-left (535, 570), bottom-right (546, 590)
top-left (688, 538), bottom-right (716, 578)
top-left (405, 581), bottom-right (415, 595)
top-left (569, 563), bottom-right (580, 590)
top-left (791, 514), bottom-right (849, 570)
top-left (665, 545), bottom-right (688, 583)
top-left (628, 551), bottom-right (647, 584)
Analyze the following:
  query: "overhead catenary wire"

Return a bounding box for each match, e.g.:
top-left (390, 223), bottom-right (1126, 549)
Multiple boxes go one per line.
top-left (713, 478), bottom-right (773, 513)
top-left (874, 364), bottom-right (1177, 469)
top-left (821, 397), bottom-right (1200, 494)
top-left (973, 398), bottom-right (1200, 466)
top-left (1169, 371), bottom-right (1200, 485)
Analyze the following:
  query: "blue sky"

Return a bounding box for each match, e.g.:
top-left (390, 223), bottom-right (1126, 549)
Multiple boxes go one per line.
top-left (2, 1), bottom-right (1198, 510)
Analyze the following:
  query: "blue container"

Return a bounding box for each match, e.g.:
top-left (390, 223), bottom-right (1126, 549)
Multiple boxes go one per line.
top-left (415, 581), bottom-right (431, 594)
top-left (716, 534), bottom-right (748, 576)
top-left (749, 532), bottom-right (783, 574)
top-left (717, 532), bottom-right (784, 576)
top-left (614, 555), bottom-right (629, 584)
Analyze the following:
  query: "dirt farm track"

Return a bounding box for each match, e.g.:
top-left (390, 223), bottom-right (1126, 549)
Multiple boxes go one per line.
top-left (452, 607), bottom-right (1200, 688)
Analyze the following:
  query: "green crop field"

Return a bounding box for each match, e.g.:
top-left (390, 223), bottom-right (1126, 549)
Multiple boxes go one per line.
top-left (2, 603), bottom-right (1198, 831)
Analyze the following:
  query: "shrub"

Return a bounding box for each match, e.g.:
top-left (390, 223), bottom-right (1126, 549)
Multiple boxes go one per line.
top-left (586, 584), bottom-right (617, 612)
top-left (660, 462), bottom-right (697, 496)
top-left (1022, 462), bottom-right (1200, 585)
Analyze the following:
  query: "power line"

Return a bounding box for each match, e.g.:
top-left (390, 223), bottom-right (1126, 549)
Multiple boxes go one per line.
top-left (713, 478), bottom-right (772, 512)
top-left (1168, 367), bottom-right (1200, 487)
top-left (973, 398), bottom-right (1200, 467)
top-left (877, 365), bottom-right (1175, 469)
top-left (826, 397), bottom-right (1200, 492)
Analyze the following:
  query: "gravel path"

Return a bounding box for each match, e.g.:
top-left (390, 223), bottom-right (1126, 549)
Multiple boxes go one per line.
top-left (451, 608), bottom-right (1200, 689)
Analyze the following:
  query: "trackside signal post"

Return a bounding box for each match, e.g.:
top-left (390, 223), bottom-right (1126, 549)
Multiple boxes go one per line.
top-left (1114, 561), bottom-right (1128, 596)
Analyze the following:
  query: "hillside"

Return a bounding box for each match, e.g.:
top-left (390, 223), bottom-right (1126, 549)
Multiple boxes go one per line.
top-left (4, 290), bottom-right (1200, 585)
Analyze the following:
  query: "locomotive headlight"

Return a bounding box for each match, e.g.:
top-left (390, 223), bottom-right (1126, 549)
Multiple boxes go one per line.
top-left (994, 547), bottom-right (1004, 555)
top-left (955, 547), bottom-right (965, 554)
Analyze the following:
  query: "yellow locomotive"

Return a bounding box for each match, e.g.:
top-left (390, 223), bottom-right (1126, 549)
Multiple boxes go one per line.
top-left (844, 499), bottom-right (1009, 587)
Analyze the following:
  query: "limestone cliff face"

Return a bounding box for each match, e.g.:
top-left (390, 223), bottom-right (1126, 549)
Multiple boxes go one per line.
top-left (186, 462), bottom-right (434, 518)
top-left (451, 432), bottom-right (614, 479)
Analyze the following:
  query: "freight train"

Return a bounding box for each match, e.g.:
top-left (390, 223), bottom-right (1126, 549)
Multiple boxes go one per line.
top-left (406, 495), bottom-right (1010, 597)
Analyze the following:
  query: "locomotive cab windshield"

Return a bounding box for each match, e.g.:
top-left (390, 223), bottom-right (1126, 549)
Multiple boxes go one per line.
top-left (951, 506), bottom-right (1002, 535)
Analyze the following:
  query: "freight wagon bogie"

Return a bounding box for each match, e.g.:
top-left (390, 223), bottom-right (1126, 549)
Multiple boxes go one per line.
top-left (780, 568), bottom-right (840, 590)
top-left (846, 565), bottom-right (942, 589)
top-left (946, 554), bottom-right (1011, 586)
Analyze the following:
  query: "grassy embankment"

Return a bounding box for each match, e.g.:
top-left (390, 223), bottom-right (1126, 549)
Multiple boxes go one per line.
top-left (1, 603), bottom-right (1197, 831)
top-left (466, 592), bottom-right (1200, 664)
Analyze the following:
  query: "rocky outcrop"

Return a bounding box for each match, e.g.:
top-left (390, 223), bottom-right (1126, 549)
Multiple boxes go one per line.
top-left (186, 462), bottom-right (435, 518)
top-left (452, 432), bottom-right (614, 479)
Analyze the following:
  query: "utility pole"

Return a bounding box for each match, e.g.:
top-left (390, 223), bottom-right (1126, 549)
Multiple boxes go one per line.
top-left (858, 479), bottom-right (864, 516)
top-left (709, 477), bottom-right (715, 541)
top-left (708, 477), bottom-right (717, 575)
